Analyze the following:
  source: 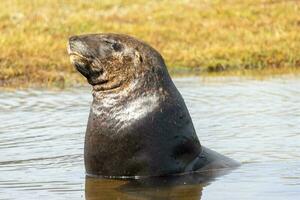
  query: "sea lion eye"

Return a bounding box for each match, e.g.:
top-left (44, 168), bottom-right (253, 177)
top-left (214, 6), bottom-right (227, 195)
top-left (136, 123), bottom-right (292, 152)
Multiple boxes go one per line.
top-left (112, 43), bottom-right (123, 52)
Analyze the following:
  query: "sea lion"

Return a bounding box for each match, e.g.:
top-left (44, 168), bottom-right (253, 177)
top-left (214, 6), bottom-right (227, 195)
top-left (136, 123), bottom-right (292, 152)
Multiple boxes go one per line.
top-left (67, 33), bottom-right (238, 178)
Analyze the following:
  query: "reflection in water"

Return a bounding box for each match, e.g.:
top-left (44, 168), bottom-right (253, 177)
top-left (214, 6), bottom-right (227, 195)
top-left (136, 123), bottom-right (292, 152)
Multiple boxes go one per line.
top-left (1, 77), bottom-right (300, 199)
top-left (86, 178), bottom-right (203, 200)
top-left (85, 170), bottom-right (232, 200)
top-left (85, 168), bottom-right (239, 200)
top-left (85, 178), bottom-right (129, 200)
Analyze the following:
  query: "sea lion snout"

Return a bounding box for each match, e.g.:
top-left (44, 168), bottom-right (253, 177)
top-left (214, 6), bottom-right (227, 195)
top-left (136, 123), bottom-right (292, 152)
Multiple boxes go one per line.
top-left (68, 35), bottom-right (106, 84)
top-left (67, 36), bottom-right (89, 58)
top-left (69, 35), bottom-right (79, 42)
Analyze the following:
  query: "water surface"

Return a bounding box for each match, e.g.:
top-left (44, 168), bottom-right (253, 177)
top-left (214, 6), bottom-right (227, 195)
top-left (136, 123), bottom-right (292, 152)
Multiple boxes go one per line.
top-left (0, 76), bottom-right (299, 200)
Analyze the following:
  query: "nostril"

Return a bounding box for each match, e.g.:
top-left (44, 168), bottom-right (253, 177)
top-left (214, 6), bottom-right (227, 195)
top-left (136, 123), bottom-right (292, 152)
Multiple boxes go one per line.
top-left (69, 35), bottom-right (79, 42)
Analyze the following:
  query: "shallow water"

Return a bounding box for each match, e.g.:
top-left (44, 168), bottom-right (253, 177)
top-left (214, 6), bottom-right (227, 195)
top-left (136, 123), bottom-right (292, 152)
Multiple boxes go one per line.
top-left (0, 76), bottom-right (299, 200)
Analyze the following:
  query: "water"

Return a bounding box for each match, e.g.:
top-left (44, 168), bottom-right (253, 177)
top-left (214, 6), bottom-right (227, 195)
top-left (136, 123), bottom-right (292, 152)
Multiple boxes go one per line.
top-left (0, 76), bottom-right (299, 200)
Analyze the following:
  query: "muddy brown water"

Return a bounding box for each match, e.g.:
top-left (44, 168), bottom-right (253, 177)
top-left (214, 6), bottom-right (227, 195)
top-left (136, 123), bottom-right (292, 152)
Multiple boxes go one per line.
top-left (0, 76), bottom-right (299, 200)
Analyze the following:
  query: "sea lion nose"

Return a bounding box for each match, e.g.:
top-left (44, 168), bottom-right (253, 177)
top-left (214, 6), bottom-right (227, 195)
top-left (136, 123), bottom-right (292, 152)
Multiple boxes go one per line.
top-left (68, 35), bottom-right (84, 53)
top-left (69, 35), bottom-right (80, 42)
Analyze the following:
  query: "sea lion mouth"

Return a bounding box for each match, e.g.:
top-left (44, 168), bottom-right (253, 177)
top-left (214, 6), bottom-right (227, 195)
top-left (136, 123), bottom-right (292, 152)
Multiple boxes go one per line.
top-left (68, 45), bottom-right (112, 89)
top-left (69, 52), bottom-right (87, 59)
top-left (67, 43), bottom-right (90, 63)
top-left (67, 42), bottom-right (98, 80)
top-left (69, 53), bottom-right (91, 78)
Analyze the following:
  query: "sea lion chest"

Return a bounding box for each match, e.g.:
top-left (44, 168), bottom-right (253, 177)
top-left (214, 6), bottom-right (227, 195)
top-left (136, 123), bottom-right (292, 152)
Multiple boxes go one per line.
top-left (84, 88), bottom-right (201, 177)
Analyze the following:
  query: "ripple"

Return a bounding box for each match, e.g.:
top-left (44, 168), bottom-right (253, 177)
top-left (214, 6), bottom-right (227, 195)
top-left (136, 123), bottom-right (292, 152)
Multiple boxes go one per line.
top-left (0, 77), bottom-right (300, 199)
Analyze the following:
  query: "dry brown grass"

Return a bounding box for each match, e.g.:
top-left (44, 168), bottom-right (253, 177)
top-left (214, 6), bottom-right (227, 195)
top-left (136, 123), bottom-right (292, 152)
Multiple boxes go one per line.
top-left (1, 0), bottom-right (300, 88)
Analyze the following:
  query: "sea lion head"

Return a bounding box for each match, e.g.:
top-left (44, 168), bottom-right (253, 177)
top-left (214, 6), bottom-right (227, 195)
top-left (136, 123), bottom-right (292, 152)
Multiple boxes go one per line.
top-left (67, 33), bottom-right (167, 92)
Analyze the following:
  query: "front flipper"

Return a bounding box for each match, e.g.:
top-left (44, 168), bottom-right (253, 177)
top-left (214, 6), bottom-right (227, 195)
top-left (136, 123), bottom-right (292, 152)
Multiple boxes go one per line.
top-left (185, 146), bottom-right (240, 172)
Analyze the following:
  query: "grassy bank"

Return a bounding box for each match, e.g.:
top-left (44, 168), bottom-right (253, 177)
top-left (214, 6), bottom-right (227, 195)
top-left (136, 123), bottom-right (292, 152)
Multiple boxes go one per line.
top-left (1, 0), bottom-right (300, 88)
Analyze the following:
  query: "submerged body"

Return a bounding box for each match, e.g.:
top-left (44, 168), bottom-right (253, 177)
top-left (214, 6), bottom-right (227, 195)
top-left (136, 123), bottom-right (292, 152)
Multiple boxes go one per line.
top-left (67, 33), bottom-right (238, 178)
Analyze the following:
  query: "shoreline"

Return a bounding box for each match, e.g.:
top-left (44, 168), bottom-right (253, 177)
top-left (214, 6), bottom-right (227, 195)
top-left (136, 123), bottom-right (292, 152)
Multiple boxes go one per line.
top-left (1, 66), bottom-right (299, 90)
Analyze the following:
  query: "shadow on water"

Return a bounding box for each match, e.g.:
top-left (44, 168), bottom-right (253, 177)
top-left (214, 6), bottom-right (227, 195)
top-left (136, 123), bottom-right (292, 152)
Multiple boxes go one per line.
top-left (85, 169), bottom-right (233, 200)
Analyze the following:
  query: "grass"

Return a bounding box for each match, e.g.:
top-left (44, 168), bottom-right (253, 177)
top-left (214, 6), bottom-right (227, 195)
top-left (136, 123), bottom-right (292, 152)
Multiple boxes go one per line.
top-left (1, 0), bottom-right (300, 88)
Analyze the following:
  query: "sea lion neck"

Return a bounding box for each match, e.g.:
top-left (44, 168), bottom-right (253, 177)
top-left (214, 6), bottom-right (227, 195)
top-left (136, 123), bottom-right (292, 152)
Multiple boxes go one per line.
top-left (91, 72), bottom-right (165, 102)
